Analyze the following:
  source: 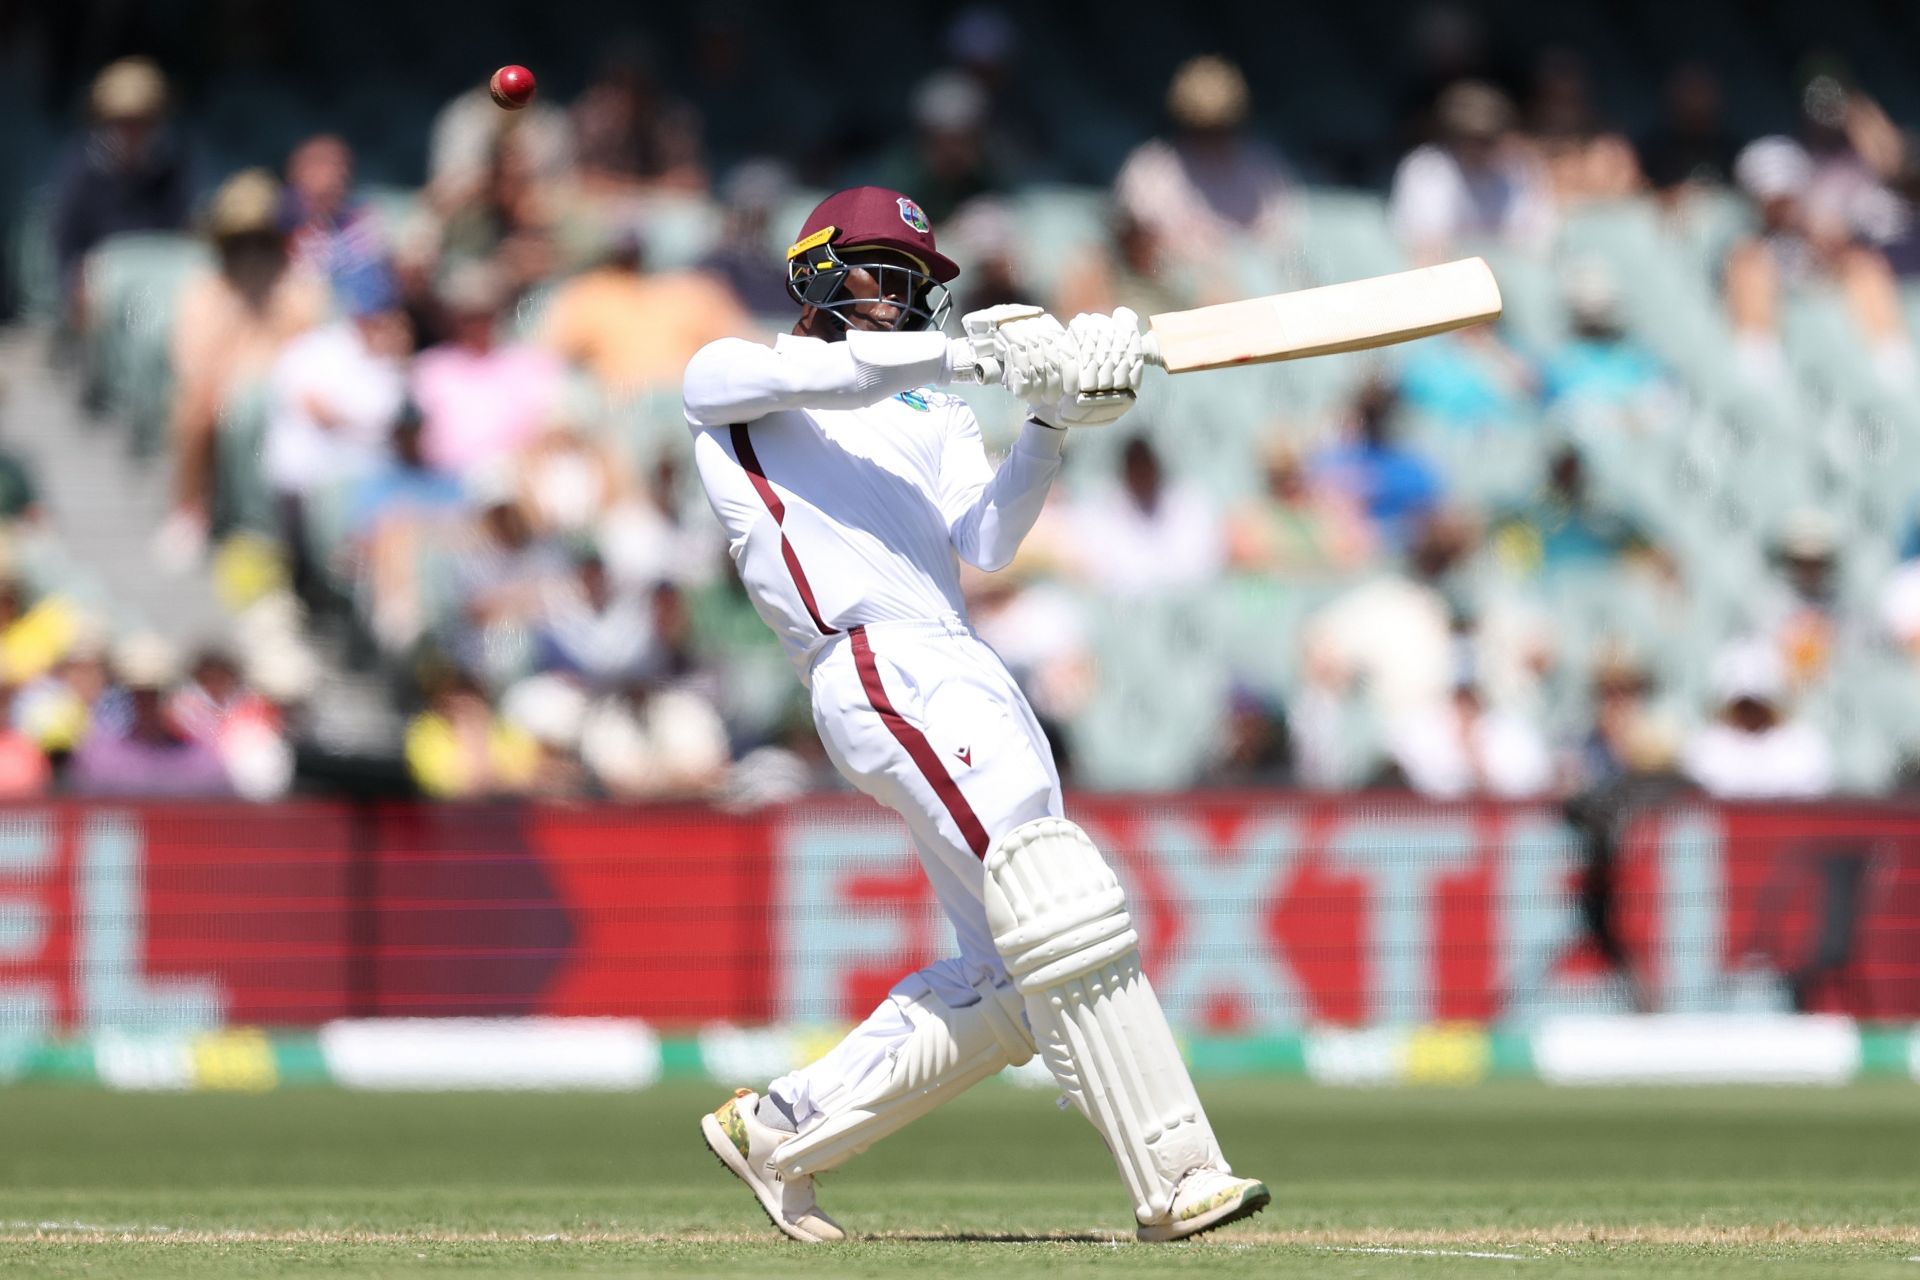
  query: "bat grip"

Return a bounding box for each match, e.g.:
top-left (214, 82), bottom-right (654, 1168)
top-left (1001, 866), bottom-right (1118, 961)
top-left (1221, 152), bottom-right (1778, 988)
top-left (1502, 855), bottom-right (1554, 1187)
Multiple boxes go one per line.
top-left (1140, 331), bottom-right (1165, 369)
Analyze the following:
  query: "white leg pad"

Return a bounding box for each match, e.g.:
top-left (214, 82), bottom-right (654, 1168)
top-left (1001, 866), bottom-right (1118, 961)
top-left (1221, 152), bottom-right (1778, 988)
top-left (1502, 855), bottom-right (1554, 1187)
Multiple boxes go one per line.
top-left (773, 969), bottom-right (1033, 1179)
top-left (984, 817), bottom-right (1227, 1224)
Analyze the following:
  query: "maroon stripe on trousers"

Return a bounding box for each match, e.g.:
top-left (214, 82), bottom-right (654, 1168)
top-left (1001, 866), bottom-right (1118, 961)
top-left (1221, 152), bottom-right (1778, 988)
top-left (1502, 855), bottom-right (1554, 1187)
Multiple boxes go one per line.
top-left (729, 423), bottom-right (837, 635)
top-left (848, 625), bottom-right (992, 859)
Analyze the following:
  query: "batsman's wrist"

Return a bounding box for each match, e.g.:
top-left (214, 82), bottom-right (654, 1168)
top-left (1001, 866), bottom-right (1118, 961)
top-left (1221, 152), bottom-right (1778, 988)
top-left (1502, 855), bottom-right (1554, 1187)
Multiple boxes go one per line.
top-left (944, 338), bottom-right (986, 384)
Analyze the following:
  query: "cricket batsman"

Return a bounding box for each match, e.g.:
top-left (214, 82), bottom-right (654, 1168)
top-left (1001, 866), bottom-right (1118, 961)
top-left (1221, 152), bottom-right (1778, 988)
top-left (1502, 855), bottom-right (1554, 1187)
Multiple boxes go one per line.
top-left (685, 186), bottom-right (1269, 1242)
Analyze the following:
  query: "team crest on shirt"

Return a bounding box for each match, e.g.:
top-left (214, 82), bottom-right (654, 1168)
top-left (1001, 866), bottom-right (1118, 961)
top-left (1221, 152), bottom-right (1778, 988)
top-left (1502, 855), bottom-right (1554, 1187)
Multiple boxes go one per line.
top-left (894, 389), bottom-right (931, 411)
top-left (897, 197), bottom-right (930, 233)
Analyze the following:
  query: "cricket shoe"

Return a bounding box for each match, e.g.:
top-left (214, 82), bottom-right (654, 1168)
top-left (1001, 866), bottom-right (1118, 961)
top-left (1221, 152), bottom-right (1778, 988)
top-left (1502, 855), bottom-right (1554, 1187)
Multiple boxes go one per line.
top-left (700, 1088), bottom-right (846, 1243)
top-left (1135, 1169), bottom-right (1271, 1243)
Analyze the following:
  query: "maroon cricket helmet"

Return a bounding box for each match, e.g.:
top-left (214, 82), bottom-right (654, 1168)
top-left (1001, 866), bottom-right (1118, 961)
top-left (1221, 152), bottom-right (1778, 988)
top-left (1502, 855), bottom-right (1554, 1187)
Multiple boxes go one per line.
top-left (787, 186), bottom-right (961, 283)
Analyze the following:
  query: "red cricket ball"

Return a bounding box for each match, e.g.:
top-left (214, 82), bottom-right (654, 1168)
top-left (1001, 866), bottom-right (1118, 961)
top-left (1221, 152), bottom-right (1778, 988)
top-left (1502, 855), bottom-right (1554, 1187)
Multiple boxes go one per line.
top-left (489, 65), bottom-right (536, 110)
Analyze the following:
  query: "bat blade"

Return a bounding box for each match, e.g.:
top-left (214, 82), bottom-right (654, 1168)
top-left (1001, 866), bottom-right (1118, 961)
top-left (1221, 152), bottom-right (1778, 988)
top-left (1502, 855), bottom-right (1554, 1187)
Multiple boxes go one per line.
top-left (1144, 257), bottom-right (1503, 373)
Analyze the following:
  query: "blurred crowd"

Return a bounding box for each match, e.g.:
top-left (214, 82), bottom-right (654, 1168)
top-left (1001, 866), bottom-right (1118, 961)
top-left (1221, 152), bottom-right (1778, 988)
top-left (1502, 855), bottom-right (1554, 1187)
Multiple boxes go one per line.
top-left (23, 11), bottom-right (1920, 803)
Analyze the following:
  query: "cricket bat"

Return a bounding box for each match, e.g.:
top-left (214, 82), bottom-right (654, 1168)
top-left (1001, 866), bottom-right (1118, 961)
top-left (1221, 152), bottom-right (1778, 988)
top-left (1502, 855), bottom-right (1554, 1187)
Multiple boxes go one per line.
top-left (1141, 257), bottom-right (1502, 373)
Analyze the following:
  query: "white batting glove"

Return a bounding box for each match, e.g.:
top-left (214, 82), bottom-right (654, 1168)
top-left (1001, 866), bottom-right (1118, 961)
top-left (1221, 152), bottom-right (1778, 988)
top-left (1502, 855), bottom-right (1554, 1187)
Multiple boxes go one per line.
top-left (950, 303), bottom-right (1050, 385)
top-left (1002, 315), bottom-right (1076, 408)
top-left (967, 307), bottom-right (1078, 413)
top-left (1034, 308), bottom-right (1145, 429)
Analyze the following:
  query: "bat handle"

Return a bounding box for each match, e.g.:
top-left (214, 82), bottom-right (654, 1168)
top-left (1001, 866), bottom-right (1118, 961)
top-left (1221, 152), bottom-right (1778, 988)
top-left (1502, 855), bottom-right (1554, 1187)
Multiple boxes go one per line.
top-left (1140, 331), bottom-right (1165, 369)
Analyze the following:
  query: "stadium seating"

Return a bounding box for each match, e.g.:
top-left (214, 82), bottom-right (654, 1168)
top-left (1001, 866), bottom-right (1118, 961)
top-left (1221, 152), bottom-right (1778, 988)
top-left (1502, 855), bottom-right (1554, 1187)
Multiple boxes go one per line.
top-left (52, 175), bottom-right (1920, 795)
top-left (17, 0), bottom-right (1920, 798)
top-left (82, 233), bottom-right (211, 452)
top-left (213, 381), bottom-right (276, 537)
top-left (8, 188), bottom-right (60, 324)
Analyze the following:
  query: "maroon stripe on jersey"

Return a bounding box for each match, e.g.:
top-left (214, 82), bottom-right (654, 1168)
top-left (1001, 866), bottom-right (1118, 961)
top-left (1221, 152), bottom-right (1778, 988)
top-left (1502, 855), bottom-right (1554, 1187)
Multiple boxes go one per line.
top-left (848, 625), bottom-right (992, 859)
top-left (780, 540), bottom-right (835, 634)
top-left (730, 423), bottom-right (837, 636)
top-left (729, 423), bottom-right (785, 521)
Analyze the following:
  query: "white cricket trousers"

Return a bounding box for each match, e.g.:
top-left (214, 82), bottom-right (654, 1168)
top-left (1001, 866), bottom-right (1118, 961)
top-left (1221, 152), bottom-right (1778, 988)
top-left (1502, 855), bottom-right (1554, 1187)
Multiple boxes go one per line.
top-left (767, 614), bottom-right (1064, 1128)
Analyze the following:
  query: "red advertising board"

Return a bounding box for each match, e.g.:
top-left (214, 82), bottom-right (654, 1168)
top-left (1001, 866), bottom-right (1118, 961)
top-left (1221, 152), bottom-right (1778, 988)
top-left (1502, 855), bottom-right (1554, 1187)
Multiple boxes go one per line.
top-left (1657, 803), bottom-right (1920, 1018)
top-left (0, 803), bottom-right (356, 1030)
top-left (0, 797), bottom-right (1915, 1034)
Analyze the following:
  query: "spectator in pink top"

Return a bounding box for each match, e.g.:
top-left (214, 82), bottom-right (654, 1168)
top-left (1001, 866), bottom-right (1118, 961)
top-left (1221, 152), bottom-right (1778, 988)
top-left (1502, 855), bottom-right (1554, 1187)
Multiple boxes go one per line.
top-left (410, 264), bottom-right (563, 479)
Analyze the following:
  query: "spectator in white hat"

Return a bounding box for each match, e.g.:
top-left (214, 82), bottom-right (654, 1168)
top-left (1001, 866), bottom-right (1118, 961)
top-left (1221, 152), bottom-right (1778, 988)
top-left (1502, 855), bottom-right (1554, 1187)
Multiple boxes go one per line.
top-left (1681, 640), bottom-right (1833, 798)
top-left (1757, 509), bottom-right (1852, 691)
top-left (1390, 80), bottom-right (1552, 260)
top-left (1541, 261), bottom-right (1676, 422)
top-left (500, 671), bottom-right (591, 798)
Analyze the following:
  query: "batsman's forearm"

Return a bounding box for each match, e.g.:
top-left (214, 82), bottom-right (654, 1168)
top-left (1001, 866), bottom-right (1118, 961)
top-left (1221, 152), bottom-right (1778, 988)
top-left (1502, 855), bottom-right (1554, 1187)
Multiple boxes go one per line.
top-left (682, 332), bottom-right (955, 427)
top-left (949, 420), bottom-right (1065, 572)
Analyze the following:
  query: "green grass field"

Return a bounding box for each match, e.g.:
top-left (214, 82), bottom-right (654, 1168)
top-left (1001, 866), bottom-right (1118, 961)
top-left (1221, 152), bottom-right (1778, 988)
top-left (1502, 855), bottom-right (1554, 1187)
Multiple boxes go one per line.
top-left (3, 1081), bottom-right (1917, 1277)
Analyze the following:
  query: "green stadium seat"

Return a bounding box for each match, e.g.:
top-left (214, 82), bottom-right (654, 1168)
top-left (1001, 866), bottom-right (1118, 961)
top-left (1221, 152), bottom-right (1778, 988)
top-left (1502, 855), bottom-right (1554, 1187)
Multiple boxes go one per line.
top-left (1209, 575), bottom-right (1349, 698)
top-left (1009, 185), bottom-right (1110, 299)
top-left (13, 529), bottom-right (118, 626)
top-left (212, 379), bottom-right (276, 537)
top-left (1470, 245), bottom-right (1565, 359)
top-left (83, 233), bottom-right (212, 452)
top-left (1556, 200), bottom-right (1668, 279)
top-left (1296, 189), bottom-right (1405, 284)
top-left (634, 193), bottom-right (723, 272)
top-left (303, 474), bottom-right (362, 590)
top-left (358, 184), bottom-right (423, 239)
top-left (1900, 283), bottom-right (1920, 344)
top-left (1143, 365), bottom-right (1279, 502)
top-left (1781, 289), bottom-right (1883, 409)
top-left (766, 190), bottom-right (828, 260)
top-left (9, 186), bottom-right (60, 323)
top-left (1070, 591), bottom-right (1230, 789)
top-left (595, 385), bottom-right (706, 475)
top-left (1665, 188), bottom-right (1755, 283)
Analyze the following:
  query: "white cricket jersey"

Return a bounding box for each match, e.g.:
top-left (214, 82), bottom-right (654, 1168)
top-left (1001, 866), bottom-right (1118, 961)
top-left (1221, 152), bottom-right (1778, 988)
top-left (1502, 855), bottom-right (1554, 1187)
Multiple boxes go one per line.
top-left (684, 330), bottom-right (1065, 681)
